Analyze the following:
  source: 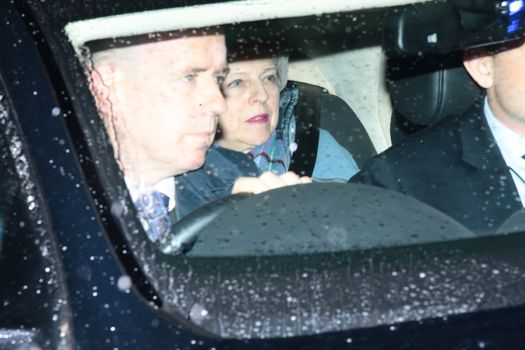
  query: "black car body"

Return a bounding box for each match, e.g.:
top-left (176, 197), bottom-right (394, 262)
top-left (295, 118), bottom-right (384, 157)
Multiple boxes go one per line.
top-left (2, 0), bottom-right (525, 349)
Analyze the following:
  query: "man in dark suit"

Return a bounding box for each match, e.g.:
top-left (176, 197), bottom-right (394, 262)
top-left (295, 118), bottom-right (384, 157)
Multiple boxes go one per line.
top-left (86, 28), bottom-right (309, 249)
top-left (352, 38), bottom-right (525, 234)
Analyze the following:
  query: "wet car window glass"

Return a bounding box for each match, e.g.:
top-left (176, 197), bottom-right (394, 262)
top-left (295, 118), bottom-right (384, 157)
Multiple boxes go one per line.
top-left (72, 8), bottom-right (480, 257)
top-left (0, 90), bottom-right (72, 348)
top-left (0, 96), bottom-right (15, 256)
top-left (48, 0), bottom-right (525, 340)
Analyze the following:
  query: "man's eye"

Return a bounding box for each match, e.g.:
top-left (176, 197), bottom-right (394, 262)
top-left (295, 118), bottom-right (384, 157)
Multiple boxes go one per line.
top-left (182, 74), bottom-right (196, 82)
top-left (226, 79), bottom-right (242, 88)
top-left (216, 75), bottom-right (225, 85)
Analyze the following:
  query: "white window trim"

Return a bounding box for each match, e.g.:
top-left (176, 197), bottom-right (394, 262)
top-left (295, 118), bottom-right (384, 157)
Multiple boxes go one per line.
top-left (65, 0), bottom-right (430, 54)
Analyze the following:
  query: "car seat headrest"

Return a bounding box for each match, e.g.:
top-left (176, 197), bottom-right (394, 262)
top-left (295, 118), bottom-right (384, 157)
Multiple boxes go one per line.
top-left (290, 80), bottom-right (376, 170)
top-left (387, 52), bottom-right (483, 127)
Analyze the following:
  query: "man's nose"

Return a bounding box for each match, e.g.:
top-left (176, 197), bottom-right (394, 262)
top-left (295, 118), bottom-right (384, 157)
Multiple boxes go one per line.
top-left (200, 82), bottom-right (226, 115)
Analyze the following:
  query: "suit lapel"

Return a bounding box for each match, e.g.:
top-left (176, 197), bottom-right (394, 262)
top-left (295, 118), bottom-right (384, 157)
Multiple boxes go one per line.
top-left (459, 101), bottom-right (522, 224)
top-left (460, 102), bottom-right (502, 169)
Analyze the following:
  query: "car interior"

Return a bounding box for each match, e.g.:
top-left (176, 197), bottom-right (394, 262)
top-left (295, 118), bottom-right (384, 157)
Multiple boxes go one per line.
top-left (280, 51), bottom-right (482, 174)
top-left (387, 52), bottom-right (483, 145)
top-left (288, 79), bottom-right (377, 173)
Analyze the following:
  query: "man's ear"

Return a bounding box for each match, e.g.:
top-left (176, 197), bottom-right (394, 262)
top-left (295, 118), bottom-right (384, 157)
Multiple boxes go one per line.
top-left (88, 63), bottom-right (126, 156)
top-left (89, 64), bottom-right (116, 98)
top-left (463, 50), bottom-right (495, 89)
top-left (89, 64), bottom-right (122, 118)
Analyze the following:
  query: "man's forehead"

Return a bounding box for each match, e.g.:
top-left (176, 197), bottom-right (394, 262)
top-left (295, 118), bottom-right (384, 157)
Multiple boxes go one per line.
top-left (91, 33), bottom-right (226, 71)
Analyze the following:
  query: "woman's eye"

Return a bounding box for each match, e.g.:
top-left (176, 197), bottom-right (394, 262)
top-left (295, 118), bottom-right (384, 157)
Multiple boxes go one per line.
top-left (264, 74), bottom-right (277, 84)
top-left (226, 79), bottom-right (242, 88)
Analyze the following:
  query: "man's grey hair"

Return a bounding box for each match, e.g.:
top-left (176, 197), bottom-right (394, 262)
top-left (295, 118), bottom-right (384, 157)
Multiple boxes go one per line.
top-left (272, 55), bottom-right (289, 91)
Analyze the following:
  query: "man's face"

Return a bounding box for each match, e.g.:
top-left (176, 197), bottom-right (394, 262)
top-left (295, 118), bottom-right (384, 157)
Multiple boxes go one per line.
top-left (465, 38), bottom-right (525, 134)
top-left (97, 34), bottom-right (227, 185)
top-left (488, 39), bottom-right (525, 132)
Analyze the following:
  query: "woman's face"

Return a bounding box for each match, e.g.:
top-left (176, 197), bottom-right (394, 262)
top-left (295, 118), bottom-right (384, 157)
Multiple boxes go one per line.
top-left (218, 58), bottom-right (280, 152)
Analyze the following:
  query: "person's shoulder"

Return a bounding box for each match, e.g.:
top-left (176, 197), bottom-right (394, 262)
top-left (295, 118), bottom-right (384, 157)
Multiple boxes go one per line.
top-left (213, 146), bottom-right (259, 173)
top-left (403, 101), bottom-right (484, 143)
top-left (380, 109), bottom-right (476, 160)
top-left (318, 128), bottom-right (341, 149)
top-left (351, 102), bottom-right (485, 184)
top-left (314, 128), bottom-right (359, 180)
top-left (175, 147), bottom-right (225, 187)
top-left (208, 144), bottom-right (260, 179)
top-left (358, 107), bottom-right (480, 175)
top-left (350, 113), bottom-right (462, 185)
top-left (212, 145), bottom-right (245, 161)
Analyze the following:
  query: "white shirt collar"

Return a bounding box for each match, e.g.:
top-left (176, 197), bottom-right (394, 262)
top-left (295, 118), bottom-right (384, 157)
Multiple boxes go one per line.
top-left (485, 98), bottom-right (525, 207)
top-left (484, 98), bottom-right (525, 166)
top-left (125, 176), bottom-right (176, 211)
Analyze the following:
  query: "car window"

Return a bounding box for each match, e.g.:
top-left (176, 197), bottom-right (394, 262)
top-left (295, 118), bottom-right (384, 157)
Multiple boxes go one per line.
top-left (0, 95), bottom-right (15, 255)
top-left (29, 0), bottom-right (525, 341)
top-left (81, 8), bottom-right (491, 245)
top-left (0, 86), bottom-right (72, 349)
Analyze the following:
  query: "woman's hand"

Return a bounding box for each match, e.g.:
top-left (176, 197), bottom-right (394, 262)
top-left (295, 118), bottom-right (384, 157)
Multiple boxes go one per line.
top-left (231, 171), bottom-right (311, 195)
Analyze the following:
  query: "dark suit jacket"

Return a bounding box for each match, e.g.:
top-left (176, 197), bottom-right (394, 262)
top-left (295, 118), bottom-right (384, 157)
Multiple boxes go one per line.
top-left (352, 101), bottom-right (522, 234)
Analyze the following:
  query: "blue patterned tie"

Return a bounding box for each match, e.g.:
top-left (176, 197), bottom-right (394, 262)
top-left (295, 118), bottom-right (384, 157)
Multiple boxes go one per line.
top-left (134, 191), bottom-right (172, 243)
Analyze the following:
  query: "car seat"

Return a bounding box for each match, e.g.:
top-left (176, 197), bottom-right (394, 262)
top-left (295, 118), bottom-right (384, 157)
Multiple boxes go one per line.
top-left (287, 80), bottom-right (377, 175)
top-left (386, 52), bottom-right (483, 145)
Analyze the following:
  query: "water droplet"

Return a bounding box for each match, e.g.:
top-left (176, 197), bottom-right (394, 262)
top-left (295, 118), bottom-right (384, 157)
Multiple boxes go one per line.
top-left (117, 275), bottom-right (132, 292)
top-left (189, 303), bottom-right (209, 324)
